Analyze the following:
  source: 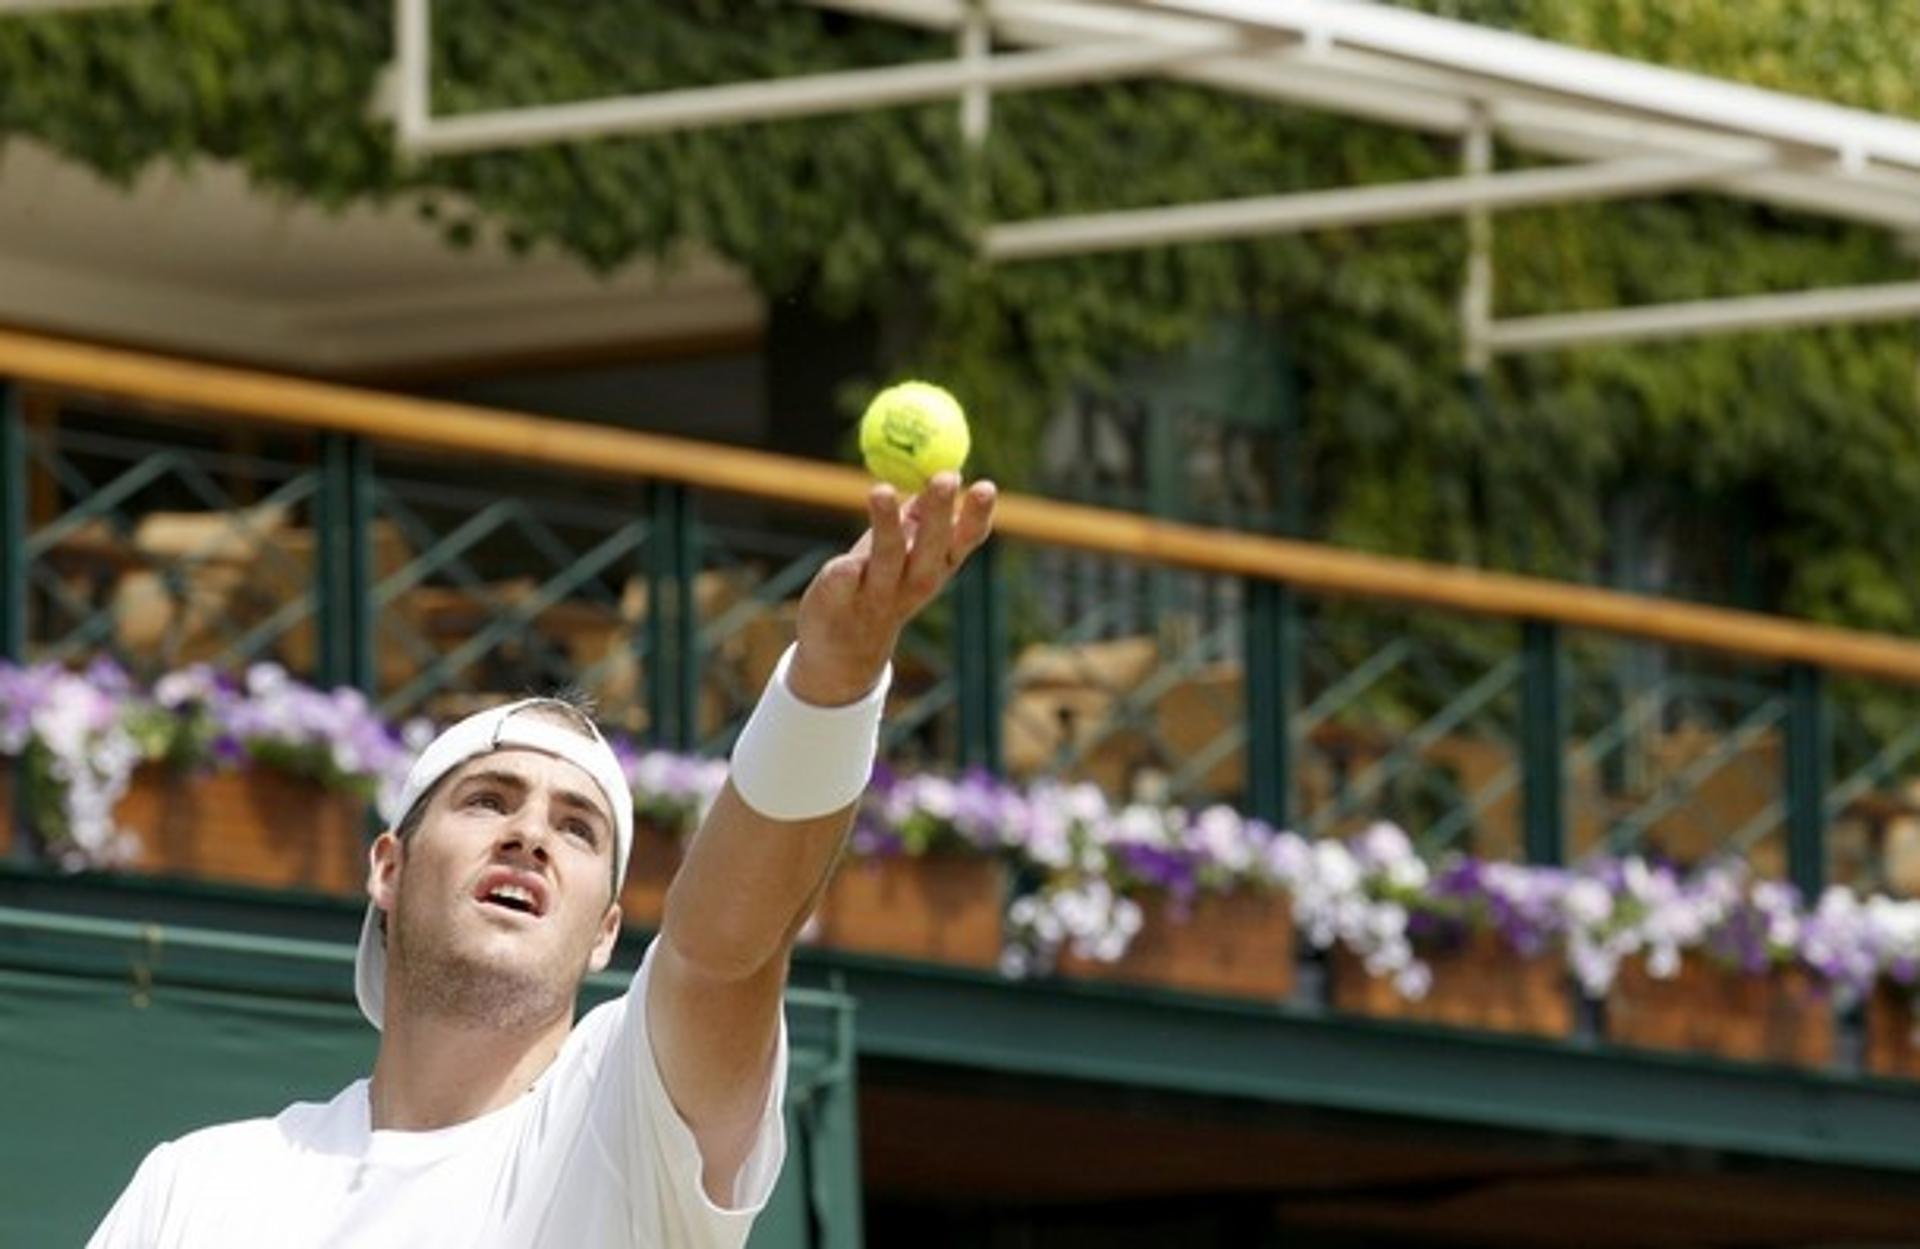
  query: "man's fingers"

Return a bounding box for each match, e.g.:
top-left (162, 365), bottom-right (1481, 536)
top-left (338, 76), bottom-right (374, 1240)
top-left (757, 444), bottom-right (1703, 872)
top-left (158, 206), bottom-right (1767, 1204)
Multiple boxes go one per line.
top-left (901, 472), bottom-right (959, 593)
top-left (950, 480), bottom-right (997, 561)
top-left (863, 484), bottom-right (905, 590)
top-left (810, 552), bottom-right (863, 609)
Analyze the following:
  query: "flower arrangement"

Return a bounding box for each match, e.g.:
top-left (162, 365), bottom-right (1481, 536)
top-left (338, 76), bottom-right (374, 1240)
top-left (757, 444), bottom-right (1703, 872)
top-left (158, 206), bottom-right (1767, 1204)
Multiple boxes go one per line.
top-left (0, 659), bottom-right (144, 868)
top-left (617, 742), bottom-right (729, 835)
top-left (1, 658), bottom-right (419, 868)
top-left (859, 765), bottom-right (1026, 859)
top-left (150, 663), bottom-right (425, 813)
top-left (1294, 823), bottom-right (1435, 1000)
top-left (997, 781), bottom-right (1311, 976)
top-left (6, 657), bottom-right (1920, 1015)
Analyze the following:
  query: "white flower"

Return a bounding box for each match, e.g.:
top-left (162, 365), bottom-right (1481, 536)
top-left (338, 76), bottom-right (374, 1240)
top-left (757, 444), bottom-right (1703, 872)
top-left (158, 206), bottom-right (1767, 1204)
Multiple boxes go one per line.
top-left (1647, 943), bottom-right (1681, 980)
top-left (1005, 875), bottom-right (1144, 969)
top-left (1262, 831), bottom-right (1311, 889)
top-left (1386, 854), bottom-right (1431, 892)
top-left (1366, 902), bottom-right (1409, 942)
top-left (153, 671), bottom-right (203, 708)
top-left (244, 662), bottom-right (290, 698)
top-left (1114, 803), bottom-right (1165, 848)
top-left (1062, 782), bottom-right (1109, 827)
top-left (1357, 821), bottom-right (1415, 867)
top-left (1869, 895), bottom-right (1920, 962)
top-left (1564, 879), bottom-right (1613, 929)
top-left (1394, 962), bottom-right (1433, 1001)
top-left (1312, 840), bottom-right (1360, 894)
top-left (1022, 807), bottom-right (1074, 870)
top-left (910, 776), bottom-right (959, 822)
top-left (1193, 804), bottom-right (1251, 873)
top-left (1569, 930), bottom-right (1625, 997)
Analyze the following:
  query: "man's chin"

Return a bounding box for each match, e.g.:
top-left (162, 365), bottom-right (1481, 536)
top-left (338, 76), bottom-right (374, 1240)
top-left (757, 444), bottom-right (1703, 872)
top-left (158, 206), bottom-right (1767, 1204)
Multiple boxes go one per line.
top-left (399, 947), bottom-right (572, 1029)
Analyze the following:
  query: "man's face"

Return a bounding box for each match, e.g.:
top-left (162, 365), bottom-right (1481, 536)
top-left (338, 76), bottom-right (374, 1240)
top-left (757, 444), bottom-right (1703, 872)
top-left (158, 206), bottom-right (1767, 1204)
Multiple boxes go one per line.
top-left (369, 747), bottom-right (623, 1030)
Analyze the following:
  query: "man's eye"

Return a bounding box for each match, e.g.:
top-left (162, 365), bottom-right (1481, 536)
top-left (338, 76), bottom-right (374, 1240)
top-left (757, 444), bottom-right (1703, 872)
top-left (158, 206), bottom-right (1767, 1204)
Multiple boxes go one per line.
top-left (467, 792), bottom-right (506, 811)
top-left (567, 822), bottom-right (596, 844)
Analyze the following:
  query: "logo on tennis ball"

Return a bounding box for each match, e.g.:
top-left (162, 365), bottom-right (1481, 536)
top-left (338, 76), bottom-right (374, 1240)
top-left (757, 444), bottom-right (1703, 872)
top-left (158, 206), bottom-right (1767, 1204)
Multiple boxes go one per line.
top-left (881, 408), bottom-right (931, 456)
top-left (859, 382), bottom-right (969, 492)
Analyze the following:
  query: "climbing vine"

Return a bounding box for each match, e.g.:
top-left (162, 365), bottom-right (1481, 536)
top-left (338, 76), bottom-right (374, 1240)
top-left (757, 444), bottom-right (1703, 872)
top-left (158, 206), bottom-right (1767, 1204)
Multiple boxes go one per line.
top-left (2, 0), bottom-right (1916, 627)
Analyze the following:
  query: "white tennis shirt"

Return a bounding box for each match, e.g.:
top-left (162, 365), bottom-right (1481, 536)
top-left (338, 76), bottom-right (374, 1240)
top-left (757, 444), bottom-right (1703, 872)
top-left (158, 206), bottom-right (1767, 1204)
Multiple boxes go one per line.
top-left (85, 940), bottom-right (788, 1249)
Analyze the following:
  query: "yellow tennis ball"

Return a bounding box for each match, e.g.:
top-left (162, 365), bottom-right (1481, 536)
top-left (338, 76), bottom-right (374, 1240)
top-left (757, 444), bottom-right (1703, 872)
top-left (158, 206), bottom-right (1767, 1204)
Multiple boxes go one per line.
top-left (859, 381), bottom-right (970, 493)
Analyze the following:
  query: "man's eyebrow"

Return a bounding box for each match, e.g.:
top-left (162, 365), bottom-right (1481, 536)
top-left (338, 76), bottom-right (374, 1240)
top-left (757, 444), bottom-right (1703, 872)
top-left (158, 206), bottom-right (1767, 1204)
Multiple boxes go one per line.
top-left (459, 769), bottom-right (529, 795)
top-left (551, 788), bottom-right (612, 831)
top-left (459, 769), bottom-right (610, 832)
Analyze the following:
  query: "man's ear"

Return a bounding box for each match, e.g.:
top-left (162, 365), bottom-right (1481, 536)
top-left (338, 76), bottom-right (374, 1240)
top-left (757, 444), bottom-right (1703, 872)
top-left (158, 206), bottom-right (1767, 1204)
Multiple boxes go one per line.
top-left (368, 831), bottom-right (404, 915)
top-left (586, 899), bottom-right (623, 975)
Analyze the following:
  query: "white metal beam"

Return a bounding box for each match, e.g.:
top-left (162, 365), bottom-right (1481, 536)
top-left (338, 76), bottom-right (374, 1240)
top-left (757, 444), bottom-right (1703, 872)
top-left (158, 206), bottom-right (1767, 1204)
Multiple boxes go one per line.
top-left (960, 0), bottom-right (991, 147)
top-left (393, 0), bottom-right (1245, 156)
top-left (984, 155), bottom-right (1755, 262)
top-left (807, 0), bottom-right (1920, 233)
top-left (393, 0), bottom-right (428, 137)
top-left (1486, 282), bottom-right (1920, 353)
top-left (1459, 109), bottom-right (1493, 372)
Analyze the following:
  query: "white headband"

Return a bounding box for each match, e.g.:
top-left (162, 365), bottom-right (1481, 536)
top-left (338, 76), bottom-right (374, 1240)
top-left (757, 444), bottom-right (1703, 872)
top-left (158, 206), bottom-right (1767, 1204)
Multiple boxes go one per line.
top-left (355, 699), bottom-right (636, 1030)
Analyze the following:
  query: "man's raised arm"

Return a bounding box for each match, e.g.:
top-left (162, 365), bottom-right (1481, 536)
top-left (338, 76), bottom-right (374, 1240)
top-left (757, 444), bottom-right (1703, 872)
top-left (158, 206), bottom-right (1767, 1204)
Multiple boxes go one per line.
top-left (644, 472), bottom-right (996, 1204)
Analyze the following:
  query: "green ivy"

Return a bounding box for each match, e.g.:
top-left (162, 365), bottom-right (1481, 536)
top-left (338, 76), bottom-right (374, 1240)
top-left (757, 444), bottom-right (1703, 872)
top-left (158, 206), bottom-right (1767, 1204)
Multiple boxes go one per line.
top-left (3, 0), bottom-right (1917, 629)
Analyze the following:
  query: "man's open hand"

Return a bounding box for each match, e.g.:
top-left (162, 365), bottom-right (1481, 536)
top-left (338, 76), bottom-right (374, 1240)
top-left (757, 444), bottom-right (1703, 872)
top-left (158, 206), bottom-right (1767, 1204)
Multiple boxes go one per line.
top-left (786, 472), bottom-right (997, 707)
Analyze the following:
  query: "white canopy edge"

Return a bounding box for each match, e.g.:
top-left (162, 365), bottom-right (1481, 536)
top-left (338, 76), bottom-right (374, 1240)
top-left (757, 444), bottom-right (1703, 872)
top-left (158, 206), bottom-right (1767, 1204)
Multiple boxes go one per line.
top-left (1145, 0), bottom-right (1920, 171)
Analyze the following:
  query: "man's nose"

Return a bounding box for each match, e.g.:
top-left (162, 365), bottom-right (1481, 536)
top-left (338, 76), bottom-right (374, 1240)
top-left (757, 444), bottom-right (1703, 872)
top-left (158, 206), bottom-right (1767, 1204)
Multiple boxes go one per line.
top-left (499, 802), bottom-right (552, 863)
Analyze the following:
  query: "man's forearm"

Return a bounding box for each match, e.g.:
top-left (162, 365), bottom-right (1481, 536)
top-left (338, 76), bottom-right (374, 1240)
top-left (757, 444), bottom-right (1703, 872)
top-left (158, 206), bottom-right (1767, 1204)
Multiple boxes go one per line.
top-left (657, 782), bottom-right (854, 981)
top-left (658, 634), bottom-right (890, 979)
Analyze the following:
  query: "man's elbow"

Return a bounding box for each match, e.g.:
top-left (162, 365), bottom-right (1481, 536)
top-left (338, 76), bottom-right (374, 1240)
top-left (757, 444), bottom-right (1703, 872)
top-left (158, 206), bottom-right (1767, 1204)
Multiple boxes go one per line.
top-left (657, 903), bottom-right (789, 985)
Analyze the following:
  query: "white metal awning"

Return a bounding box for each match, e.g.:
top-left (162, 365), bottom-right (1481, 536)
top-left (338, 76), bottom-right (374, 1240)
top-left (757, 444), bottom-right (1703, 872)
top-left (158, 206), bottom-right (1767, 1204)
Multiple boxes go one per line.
top-left (379, 0), bottom-right (1920, 358)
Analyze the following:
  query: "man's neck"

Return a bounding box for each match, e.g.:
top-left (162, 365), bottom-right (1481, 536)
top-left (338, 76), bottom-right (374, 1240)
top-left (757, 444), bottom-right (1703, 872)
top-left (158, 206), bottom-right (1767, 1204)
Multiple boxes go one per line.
top-left (367, 1007), bottom-right (572, 1132)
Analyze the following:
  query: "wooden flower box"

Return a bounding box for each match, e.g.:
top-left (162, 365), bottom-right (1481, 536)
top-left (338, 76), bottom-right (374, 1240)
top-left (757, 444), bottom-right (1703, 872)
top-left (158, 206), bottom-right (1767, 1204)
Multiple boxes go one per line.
top-left (617, 820), bottom-right (684, 932)
top-left (0, 764), bottom-right (13, 859)
top-left (811, 853), bottom-right (1006, 970)
top-left (1058, 892), bottom-right (1295, 1001)
top-left (1331, 929), bottom-right (1574, 1039)
top-left (1605, 958), bottom-right (1833, 1066)
top-left (114, 764), bottom-right (367, 896)
top-left (1864, 982), bottom-right (1920, 1079)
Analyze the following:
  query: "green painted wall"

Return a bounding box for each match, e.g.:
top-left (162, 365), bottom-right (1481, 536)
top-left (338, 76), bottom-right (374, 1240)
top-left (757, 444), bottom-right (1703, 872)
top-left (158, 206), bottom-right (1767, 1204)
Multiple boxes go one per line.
top-left (0, 914), bottom-right (857, 1248)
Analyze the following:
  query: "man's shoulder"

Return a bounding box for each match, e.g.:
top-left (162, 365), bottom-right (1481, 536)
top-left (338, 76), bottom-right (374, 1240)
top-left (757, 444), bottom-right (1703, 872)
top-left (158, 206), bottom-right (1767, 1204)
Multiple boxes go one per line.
top-left (163, 1116), bottom-right (281, 1163)
top-left (166, 1080), bottom-right (365, 1165)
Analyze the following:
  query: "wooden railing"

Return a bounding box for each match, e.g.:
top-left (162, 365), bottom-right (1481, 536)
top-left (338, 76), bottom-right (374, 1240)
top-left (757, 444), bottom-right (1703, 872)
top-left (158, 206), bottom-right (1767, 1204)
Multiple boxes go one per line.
top-left (5, 326), bottom-right (1920, 891)
top-left (6, 327), bottom-right (1918, 680)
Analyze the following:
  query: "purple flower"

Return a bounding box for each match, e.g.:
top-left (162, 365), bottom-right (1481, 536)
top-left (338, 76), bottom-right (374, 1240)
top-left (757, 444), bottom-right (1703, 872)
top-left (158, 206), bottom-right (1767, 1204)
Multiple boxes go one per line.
top-left (16, 658), bottom-right (1920, 1009)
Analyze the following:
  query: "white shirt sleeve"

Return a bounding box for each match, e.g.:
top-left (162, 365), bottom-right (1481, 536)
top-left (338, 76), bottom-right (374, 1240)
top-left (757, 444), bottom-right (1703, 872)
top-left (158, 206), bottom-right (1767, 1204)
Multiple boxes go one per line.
top-left (607, 939), bottom-right (789, 1242)
top-left (85, 1142), bottom-right (176, 1249)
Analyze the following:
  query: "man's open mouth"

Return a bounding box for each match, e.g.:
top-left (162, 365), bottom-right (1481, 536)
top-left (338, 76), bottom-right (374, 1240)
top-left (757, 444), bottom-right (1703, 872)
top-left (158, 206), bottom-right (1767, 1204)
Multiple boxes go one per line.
top-left (474, 869), bottom-right (549, 918)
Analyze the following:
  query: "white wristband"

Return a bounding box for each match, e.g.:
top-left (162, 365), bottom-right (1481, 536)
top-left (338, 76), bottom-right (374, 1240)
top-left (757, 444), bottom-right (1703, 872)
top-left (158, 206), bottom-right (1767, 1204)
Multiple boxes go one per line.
top-left (729, 644), bottom-right (891, 820)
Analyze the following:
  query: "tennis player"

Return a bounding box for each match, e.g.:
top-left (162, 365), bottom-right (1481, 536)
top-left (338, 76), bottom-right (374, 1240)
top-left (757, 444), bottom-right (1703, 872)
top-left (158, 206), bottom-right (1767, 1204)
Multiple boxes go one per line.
top-left (86, 472), bottom-right (997, 1248)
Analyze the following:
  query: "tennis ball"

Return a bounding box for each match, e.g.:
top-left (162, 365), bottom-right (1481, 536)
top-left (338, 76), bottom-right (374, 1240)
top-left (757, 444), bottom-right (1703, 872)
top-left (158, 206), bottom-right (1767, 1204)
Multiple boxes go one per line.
top-left (859, 381), bottom-right (970, 493)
